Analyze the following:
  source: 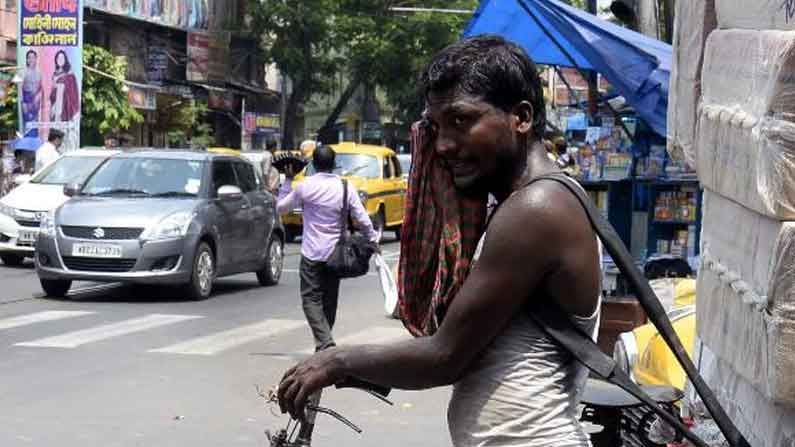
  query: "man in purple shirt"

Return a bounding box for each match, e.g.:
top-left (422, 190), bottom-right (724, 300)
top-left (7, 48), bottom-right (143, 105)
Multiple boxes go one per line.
top-left (277, 145), bottom-right (378, 352)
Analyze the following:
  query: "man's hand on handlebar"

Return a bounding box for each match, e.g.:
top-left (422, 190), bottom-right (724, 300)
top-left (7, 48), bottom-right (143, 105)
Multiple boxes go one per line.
top-left (278, 348), bottom-right (344, 420)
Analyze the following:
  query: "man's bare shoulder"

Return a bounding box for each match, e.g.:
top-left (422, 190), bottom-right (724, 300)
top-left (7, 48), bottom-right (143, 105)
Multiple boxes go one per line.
top-left (494, 180), bottom-right (584, 234)
top-left (481, 179), bottom-right (592, 266)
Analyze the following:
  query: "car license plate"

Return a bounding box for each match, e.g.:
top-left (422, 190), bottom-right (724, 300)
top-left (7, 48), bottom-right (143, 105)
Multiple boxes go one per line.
top-left (18, 230), bottom-right (38, 243)
top-left (72, 243), bottom-right (123, 258)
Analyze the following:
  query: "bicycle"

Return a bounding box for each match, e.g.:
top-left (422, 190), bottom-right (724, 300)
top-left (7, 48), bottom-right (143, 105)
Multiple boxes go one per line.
top-left (262, 378), bottom-right (393, 447)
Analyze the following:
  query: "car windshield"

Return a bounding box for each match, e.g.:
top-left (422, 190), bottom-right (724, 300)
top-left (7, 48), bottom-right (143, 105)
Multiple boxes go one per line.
top-left (305, 154), bottom-right (380, 178)
top-left (30, 155), bottom-right (107, 185)
top-left (82, 158), bottom-right (205, 197)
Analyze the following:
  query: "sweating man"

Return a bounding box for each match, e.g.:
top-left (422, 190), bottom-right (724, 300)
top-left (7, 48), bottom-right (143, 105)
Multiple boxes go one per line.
top-left (277, 35), bottom-right (601, 446)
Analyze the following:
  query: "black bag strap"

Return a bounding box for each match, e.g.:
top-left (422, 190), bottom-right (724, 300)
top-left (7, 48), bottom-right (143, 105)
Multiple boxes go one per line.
top-left (514, 172), bottom-right (749, 447)
top-left (338, 179), bottom-right (350, 242)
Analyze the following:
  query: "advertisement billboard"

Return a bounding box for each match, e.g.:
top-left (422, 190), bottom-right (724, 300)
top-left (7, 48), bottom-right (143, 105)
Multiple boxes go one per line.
top-left (18, 0), bottom-right (83, 152)
top-left (84, 0), bottom-right (209, 30)
top-left (244, 112), bottom-right (279, 135)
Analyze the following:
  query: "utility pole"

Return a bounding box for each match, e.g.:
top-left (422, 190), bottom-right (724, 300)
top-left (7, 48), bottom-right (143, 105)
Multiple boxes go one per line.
top-left (586, 0), bottom-right (599, 122)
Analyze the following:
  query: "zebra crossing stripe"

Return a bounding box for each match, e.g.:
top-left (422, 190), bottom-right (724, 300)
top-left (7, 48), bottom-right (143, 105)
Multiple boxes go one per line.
top-left (14, 314), bottom-right (202, 348)
top-left (299, 326), bottom-right (410, 355)
top-left (0, 311), bottom-right (96, 331)
top-left (149, 319), bottom-right (305, 355)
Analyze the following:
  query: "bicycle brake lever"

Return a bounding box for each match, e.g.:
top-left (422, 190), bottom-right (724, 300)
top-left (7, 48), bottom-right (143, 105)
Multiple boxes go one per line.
top-left (362, 389), bottom-right (394, 406)
top-left (307, 405), bottom-right (362, 434)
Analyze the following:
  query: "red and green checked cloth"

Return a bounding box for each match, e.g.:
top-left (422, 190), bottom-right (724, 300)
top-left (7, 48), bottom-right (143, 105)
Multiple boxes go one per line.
top-left (397, 121), bottom-right (488, 337)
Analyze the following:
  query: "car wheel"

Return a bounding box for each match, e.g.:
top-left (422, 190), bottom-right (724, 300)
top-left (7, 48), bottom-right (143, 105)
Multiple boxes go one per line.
top-left (40, 278), bottom-right (71, 298)
top-left (285, 227), bottom-right (297, 243)
top-left (372, 209), bottom-right (385, 243)
top-left (1, 254), bottom-right (24, 266)
top-left (185, 242), bottom-right (214, 300)
top-left (393, 225), bottom-right (402, 240)
top-left (257, 235), bottom-right (283, 286)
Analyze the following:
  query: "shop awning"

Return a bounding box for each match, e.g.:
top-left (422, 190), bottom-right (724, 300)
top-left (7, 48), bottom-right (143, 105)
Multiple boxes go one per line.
top-left (463, 0), bottom-right (671, 136)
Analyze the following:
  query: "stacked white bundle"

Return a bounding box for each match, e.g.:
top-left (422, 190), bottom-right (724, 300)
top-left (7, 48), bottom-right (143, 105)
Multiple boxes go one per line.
top-left (697, 191), bottom-right (795, 405)
top-left (697, 342), bottom-right (795, 447)
top-left (666, 0), bottom-right (716, 166)
top-left (696, 29), bottom-right (795, 219)
top-left (715, 0), bottom-right (795, 31)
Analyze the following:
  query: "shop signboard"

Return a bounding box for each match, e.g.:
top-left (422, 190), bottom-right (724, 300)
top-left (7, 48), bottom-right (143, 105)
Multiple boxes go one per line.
top-left (207, 31), bottom-right (229, 83)
top-left (186, 32), bottom-right (209, 83)
top-left (361, 121), bottom-right (382, 140)
top-left (207, 89), bottom-right (237, 111)
top-left (244, 112), bottom-right (279, 135)
top-left (162, 84), bottom-right (193, 98)
top-left (187, 31), bottom-right (228, 83)
top-left (127, 86), bottom-right (157, 110)
top-left (83, 0), bottom-right (209, 30)
top-left (18, 0), bottom-right (83, 152)
top-left (145, 46), bottom-right (168, 85)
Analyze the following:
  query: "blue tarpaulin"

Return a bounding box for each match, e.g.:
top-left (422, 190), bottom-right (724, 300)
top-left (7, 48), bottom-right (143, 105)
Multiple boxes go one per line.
top-left (11, 136), bottom-right (43, 151)
top-left (463, 0), bottom-right (671, 137)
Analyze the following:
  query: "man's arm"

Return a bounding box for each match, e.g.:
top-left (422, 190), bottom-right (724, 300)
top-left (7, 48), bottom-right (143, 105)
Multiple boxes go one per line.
top-left (277, 183), bottom-right (591, 419)
top-left (347, 185), bottom-right (378, 242)
top-left (276, 179), bottom-right (301, 214)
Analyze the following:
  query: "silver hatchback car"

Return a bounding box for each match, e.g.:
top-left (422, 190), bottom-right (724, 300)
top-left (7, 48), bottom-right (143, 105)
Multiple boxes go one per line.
top-left (35, 150), bottom-right (285, 299)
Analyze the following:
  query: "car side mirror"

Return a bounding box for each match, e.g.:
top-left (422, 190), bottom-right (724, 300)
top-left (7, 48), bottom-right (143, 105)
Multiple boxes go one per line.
top-left (217, 185), bottom-right (243, 200)
top-left (13, 174), bottom-right (31, 186)
top-left (63, 183), bottom-right (81, 197)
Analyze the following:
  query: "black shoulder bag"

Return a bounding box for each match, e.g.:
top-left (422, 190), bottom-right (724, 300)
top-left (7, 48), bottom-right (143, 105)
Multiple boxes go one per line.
top-left (326, 179), bottom-right (378, 278)
top-left (518, 173), bottom-right (750, 447)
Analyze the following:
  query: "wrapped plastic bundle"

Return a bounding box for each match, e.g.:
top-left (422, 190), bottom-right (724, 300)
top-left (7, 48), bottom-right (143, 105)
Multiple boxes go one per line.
top-left (697, 190), bottom-right (795, 405)
top-left (715, 0), bottom-right (795, 31)
top-left (697, 342), bottom-right (795, 446)
top-left (697, 30), bottom-right (795, 219)
top-left (667, 0), bottom-right (716, 166)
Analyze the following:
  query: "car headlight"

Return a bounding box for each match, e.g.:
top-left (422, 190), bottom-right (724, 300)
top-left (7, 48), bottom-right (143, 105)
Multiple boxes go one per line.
top-left (357, 191), bottom-right (368, 205)
top-left (143, 211), bottom-right (195, 241)
top-left (39, 211), bottom-right (56, 237)
top-left (0, 202), bottom-right (16, 219)
top-left (613, 332), bottom-right (639, 378)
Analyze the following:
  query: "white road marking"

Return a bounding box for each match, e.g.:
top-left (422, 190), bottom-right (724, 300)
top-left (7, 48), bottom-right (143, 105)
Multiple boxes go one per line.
top-left (149, 319), bottom-right (305, 355)
top-left (300, 326), bottom-right (410, 354)
top-left (14, 314), bottom-right (202, 348)
top-left (0, 311), bottom-right (96, 331)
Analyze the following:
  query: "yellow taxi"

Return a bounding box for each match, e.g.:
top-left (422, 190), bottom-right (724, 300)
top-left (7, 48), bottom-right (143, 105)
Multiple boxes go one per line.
top-left (207, 147), bottom-right (242, 156)
top-left (612, 278), bottom-right (697, 391)
top-left (281, 143), bottom-right (407, 242)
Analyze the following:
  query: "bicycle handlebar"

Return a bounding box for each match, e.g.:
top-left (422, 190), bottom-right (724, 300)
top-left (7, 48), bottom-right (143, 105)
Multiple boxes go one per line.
top-left (334, 376), bottom-right (392, 400)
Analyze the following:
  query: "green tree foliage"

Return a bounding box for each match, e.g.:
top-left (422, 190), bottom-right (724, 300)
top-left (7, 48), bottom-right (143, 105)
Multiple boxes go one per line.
top-left (159, 99), bottom-right (214, 148)
top-left (320, 1), bottom-right (476, 130)
top-left (248, 0), bottom-right (340, 149)
top-left (81, 44), bottom-right (143, 144)
top-left (0, 81), bottom-right (18, 136)
top-left (248, 0), bottom-right (476, 145)
top-left (364, 1), bottom-right (477, 125)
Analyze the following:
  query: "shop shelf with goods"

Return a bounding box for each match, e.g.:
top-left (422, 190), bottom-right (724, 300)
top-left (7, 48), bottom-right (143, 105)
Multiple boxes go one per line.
top-left (636, 179), bottom-right (702, 267)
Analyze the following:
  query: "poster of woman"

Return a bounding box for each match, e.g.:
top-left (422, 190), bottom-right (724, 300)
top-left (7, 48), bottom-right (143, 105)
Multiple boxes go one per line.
top-left (18, 0), bottom-right (83, 152)
top-left (49, 50), bottom-right (80, 122)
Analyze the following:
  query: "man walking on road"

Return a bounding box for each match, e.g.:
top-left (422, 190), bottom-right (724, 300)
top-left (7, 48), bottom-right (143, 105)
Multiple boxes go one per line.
top-left (277, 35), bottom-right (601, 446)
top-left (276, 145), bottom-right (378, 352)
top-left (35, 129), bottom-right (63, 172)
